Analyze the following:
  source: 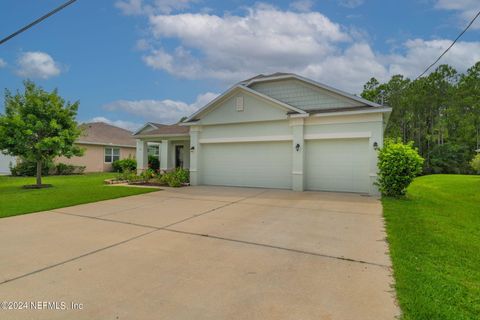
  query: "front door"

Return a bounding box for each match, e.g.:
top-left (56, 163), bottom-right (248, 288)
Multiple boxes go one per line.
top-left (175, 145), bottom-right (184, 168)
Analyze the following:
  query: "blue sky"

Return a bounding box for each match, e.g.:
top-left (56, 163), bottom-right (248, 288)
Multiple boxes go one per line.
top-left (0, 0), bottom-right (479, 130)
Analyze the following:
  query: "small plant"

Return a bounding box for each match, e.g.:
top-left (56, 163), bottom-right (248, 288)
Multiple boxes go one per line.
top-left (148, 155), bottom-right (160, 171)
top-left (471, 154), bottom-right (480, 174)
top-left (160, 168), bottom-right (189, 187)
top-left (377, 138), bottom-right (424, 197)
top-left (116, 168), bottom-right (137, 182)
top-left (139, 168), bottom-right (156, 181)
top-left (112, 158), bottom-right (137, 173)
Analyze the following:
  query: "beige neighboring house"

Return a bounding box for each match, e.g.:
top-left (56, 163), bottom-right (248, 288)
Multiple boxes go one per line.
top-left (57, 122), bottom-right (136, 172)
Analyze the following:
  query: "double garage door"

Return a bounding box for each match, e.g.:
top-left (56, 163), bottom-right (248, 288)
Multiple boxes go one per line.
top-left (200, 139), bottom-right (370, 193)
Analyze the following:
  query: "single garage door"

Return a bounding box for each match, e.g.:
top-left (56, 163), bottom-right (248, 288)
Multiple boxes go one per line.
top-left (305, 139), bottom-right (370, 193)
top-left (200, 141), bottom-right (292, 189)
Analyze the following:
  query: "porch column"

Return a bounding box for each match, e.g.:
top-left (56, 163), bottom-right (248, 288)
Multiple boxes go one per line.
top-left (189, 126), bottom-right (202, 186)
top-left (136, 139), bottom-right (148, 174)
top-left (290, 117), bottom-right (305, 191)
top-left (160, 140), bottom-right (171, 171)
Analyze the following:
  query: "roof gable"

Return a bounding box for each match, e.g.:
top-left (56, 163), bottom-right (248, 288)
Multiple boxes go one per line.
top-left (185, 85), bottom-right (305, 123)
top-left (245, 73), bottom-right (381, 110)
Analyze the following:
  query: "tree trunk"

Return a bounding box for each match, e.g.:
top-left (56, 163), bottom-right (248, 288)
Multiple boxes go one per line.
top-left (36, 160), bottom-right (42, 186)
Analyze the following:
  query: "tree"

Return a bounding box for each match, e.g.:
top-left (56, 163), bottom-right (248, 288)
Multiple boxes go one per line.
top-left (0, 81), bottom-right (83, 187)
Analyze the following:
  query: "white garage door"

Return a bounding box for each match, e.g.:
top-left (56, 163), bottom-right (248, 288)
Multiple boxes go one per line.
top-left (305, 139), bottom-right (370, 193)
top-left (200, 141), bottom-right (292, 189)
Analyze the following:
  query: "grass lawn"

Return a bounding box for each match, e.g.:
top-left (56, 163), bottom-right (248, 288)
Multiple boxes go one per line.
top-left (0, 173), bottom-right (158, 218)
top-left (383, 174), bottom-right (480, 320)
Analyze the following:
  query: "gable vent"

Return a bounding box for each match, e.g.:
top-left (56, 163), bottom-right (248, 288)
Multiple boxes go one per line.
top-left (236, 96), bottom-right (244, 112)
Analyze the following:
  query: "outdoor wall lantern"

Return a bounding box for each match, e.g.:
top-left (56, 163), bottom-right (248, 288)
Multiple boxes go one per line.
top-left (373, 142), bottom-right (379, 150)
top-left (295, 143), bottom-right (301, 152)
top-left (190, 146), bottom-right (195, 151)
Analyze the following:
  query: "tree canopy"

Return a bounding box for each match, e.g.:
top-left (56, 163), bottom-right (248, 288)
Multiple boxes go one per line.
top-left (361, 62), bottom-right (480, 174)
top-left (0, 80), bottom-right (83, 186)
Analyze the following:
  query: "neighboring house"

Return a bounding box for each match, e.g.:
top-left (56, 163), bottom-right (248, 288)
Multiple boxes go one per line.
top-left (134, 73), bottom-right (391, 194)
top-left (0, 153), bottom-right (16, 175)
top-left (57, 122), bottom-right (136, 172)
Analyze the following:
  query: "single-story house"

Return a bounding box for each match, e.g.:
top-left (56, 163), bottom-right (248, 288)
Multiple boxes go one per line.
top-left (134, 73), bottom-right (391, 194)
top-left (0, 153), bottom-right (16, 175)
top-left (57, 122), bottom-right (136, 172)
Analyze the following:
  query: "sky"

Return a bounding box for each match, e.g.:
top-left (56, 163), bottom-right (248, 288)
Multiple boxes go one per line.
top-left (0, 0), bottom-right (479, 131)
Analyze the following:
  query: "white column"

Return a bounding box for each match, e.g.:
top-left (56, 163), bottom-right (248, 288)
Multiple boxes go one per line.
top-left (189, 126), bottom-right (201, 185)
top-left (290, 117), bottom-right (305, 191)
top-left (136, 139), bottom-right (148, 174)
top-left (160, 140), bottom-right (170, 171)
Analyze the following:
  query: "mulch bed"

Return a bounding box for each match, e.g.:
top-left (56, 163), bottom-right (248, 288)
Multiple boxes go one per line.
top-left (128, 181), bottom-right (165, 187)
top-left (22, 184), bottom-right (53, 189)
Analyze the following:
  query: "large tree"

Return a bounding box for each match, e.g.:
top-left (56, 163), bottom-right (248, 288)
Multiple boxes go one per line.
top-left (0, 81), bottom-right (83, 187)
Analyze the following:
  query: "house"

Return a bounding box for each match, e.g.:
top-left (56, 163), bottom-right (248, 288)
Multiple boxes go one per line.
top-left (0, 153), bottom-right (16, 175)
top-left (134, 73), bottom-right (391, 194)
top-left (57, 122), bottom-right (136, 172)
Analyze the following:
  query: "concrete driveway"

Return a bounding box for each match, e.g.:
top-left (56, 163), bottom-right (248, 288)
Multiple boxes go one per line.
top-left (0, 186), bottom-right (399, 319)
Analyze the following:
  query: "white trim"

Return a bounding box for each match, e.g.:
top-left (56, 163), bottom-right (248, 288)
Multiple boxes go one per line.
top-left (185, 85), bottom-right (306, 122)
top-left (77, 141), bottom-right (136, 148)
top-left (310, 107), bottom-right (392, 118)
top-left (245, 74), bottom-right (382, 108)
top-left (134, 134), bottom-right (190, 140)
top-left (199, 135), bottom-right (293, 144)
top-left (304, 132), bottom-right (371, 140)
top-left (292, 171), bottom-right (303, 175)
top-left (104, 146), bottom-right (120, 164)
top-left (369, 173), bottom-right (378, 177)
top-left (132, 122), bottom-right (160, 135)
top-left (289, 113), bottom-right (309, 118)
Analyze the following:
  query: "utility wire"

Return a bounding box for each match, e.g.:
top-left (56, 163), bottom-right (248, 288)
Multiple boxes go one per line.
top-left (414, 9), bottom-right (480, 80)
top-left (0, 0), bottom-right (78, 46)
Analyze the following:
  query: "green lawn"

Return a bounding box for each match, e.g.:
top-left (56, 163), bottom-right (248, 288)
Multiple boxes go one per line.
top-left (383, 174), bottom-right (480, 320)
top-left (0, 173), bottom-right (158, 218)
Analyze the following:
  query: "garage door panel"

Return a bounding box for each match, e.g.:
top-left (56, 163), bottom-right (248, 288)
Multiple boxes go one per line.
top-left (306, 139), bottom-right (369, 193)
top-left (200, 142), bottom-right (292, 189)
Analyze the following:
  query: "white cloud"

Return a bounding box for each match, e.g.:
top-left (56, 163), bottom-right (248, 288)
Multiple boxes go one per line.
top-left (289, 0), bottom-right (314, 12)
top-left (16, 52), bottom-right (61, 79)
top-left (115, 0), bottom-right (196, 15)
top-left (130, 4), bottom-right (480, 93)
top-left (435, 0), bottom-right (480, 29)
top-left (0, 58), bottom-right (6, 68)
top-left (103, 92), bottom-right (219, 124)
top-left (89, 117), bottom-right (142, 131)
top-left (386, 39), bottom-right (480, 77)
top-left (338, 0), bottom-right (364, 9)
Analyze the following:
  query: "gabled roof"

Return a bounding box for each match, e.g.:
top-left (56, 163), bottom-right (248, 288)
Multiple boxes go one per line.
top-left (183, 72), bottom-right (383, 124)
top-left (78, 122), bottom-right (136, 147)
top-left (242, 73), bottom-right (382, 108)
top-left (184, 84), bottom-right (307, 123)
top-left (133, 123), bottom-right (189, 137)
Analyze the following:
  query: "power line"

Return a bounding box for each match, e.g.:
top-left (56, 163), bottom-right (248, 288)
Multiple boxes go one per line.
top-left (0, 0), bottom-right (78, 46)
top-left (415, 9), bottom-right (480, 80)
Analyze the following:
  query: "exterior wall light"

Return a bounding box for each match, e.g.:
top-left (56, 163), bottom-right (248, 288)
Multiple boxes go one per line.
top-left (373, 142), bottom-right (379, 150)
top-left (295, 143), bottom-right (301, 152)
top-left (190, 146), bottom-right (195, 151)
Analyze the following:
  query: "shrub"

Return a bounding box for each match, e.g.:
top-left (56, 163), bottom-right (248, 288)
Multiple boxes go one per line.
top-left (148, 155), bottom-right (160, 171)
top-left (139, 168), bottom-right (156, 181)
top-left (160, 168), bottom-right (189, 187)
top-left (116, 169), bottom-right (138, 182)
top-left (471, 154), bottom-right (480, 174)
top-left (54, 163), bottom-right (85, 175)
top-left (112, 158), bottom-right (137, 173)
top-left (10, 158), bottom-right (54, 176)
top-left (377, 139), bottom-right (424, 197)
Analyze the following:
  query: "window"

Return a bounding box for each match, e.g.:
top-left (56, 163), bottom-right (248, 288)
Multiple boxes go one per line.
top-left (105, 147), bottom-right (120, 163)
top-left (148, 145), bottom-right (159, 157)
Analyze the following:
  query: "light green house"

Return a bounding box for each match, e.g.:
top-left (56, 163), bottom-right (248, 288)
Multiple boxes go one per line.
top-left (133, 73), bottom-right (391, 195)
